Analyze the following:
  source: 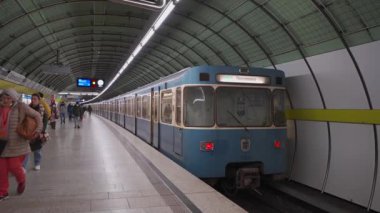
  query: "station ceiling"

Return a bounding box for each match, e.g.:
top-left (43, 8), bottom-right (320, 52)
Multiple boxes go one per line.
top-left (0, 0), bottom-right (379, 100)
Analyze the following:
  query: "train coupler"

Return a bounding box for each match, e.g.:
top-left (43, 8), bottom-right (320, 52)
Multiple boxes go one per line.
top-left (236, 167), bottom-right (260, 189)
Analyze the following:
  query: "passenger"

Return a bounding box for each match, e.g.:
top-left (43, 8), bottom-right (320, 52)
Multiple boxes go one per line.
top-left (38, 92), bottom-right (51, 121)
top-left (59, 100), bottom-right (66, 125)
top-left (87, 105), bottom-right (92, 116)
top-left (67, 103), bottom-right (73, 121)
top-left (80, 105), bottom-right (85, 121)
top-left (72, 102), bottom-right (82, 128)
top-left (50, 102), bottom-right (58, 129)
top-left (23, 93), bottom-right (48, 171)
top-left (0, 89), bottom-right (42, 201)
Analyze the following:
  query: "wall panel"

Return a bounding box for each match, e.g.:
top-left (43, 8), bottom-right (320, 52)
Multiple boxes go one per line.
top-left (372, 125), bottom-right (380, 212)
top-left (291, 121), bottom-right (328, 189)
top-left (351, 40), bottom-right (380, 108)
top-left (325, 123), bottom-right (375, 207)
top-left (308, 50), bottom-right (369, 109)
top-left (278, 60), bottom-right (323, 109)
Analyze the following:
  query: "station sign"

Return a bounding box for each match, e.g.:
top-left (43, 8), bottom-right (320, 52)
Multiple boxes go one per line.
top-left (77, 78), bottom-right (104, 88)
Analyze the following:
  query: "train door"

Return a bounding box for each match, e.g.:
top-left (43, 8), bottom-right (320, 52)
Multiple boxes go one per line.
top-left (123, 97), bottom-right (127, 128)
top-left (133, 94), bottom-right (137, 135)
top-left (152, 88), bottom-right (160, 149)
top-left (173, 87), bottom-right (183, 155)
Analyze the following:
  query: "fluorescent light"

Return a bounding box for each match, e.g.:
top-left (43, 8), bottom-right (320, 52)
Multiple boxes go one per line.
top-left (127, 56), bottom-right (134, 64)
top-left (154, 1), bottom-right (175, 30)
top-left (140, 29), bottom-right (155, 46)
top-left (111, 0), bottom-right (167, 9)
top-left (83, 0), bottom-right (179, 104)
top-left (132, 44), bottom-right (143, 57)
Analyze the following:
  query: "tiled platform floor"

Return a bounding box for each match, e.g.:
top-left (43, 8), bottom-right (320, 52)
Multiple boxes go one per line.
top-left (0, 114), bottom-right (246, 213)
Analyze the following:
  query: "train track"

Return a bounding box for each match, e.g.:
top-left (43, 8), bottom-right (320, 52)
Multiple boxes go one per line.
top-left (218, 183), bottom-right (326, 213)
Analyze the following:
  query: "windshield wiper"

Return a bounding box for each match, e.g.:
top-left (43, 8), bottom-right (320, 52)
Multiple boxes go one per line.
top-left (227, 110), bottom-right (249, 132)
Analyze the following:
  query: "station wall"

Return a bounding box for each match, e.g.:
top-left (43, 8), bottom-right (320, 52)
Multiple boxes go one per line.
top-left (281, 40), bottom-right (380, 211)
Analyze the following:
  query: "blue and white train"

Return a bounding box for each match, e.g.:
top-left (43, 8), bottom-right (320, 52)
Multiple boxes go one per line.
top-left (91, 65), bottom-right (287, 191)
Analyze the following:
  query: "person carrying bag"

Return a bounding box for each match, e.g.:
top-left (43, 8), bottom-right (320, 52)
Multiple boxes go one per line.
top-left (0, 89), bottom-right (42, 201)
top-left (23, 93), bottom-right (48, 171)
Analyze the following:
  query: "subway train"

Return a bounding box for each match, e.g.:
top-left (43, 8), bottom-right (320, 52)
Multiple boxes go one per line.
top-left (90, 65), bottom-right (287, 192)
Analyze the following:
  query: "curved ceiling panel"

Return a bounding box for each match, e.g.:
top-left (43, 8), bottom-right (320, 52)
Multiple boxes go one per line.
top-left (0, 0), bottom-right (379, 98)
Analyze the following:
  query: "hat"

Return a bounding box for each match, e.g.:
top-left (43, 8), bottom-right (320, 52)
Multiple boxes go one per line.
top-left (2, 88), bottom-right (19, 102)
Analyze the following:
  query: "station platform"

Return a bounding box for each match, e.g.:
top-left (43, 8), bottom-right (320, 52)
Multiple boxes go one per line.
top-left (0, 115), bottom-right (245, 213)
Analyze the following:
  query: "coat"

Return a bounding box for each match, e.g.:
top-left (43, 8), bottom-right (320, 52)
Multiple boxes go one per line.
top-left (0, 102), bottom-right (43, 157)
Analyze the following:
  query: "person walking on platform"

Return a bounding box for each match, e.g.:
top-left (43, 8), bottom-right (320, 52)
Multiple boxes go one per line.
top-left (0, 89), bottom-right (42, 201)
top-left (49, 102), bottom-right (58, 129)
top-left (73, 102), bottom-right (82, 128)
top-left (23, 93), bottom-right (48, 171)
top-left (87, 105), bottom-right (92, 116)
top-left (38, 92), bottom-right (51, 122)
top-left (67, 103), bottom-right (73, 121)
top-left (59, 100), bottom-right (66, 125)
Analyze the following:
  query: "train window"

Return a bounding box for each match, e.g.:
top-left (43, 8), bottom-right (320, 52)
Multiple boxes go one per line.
top-left (142, 95), bottom-right (150, 119)
top-left (216, 87), bottom-right (271, 127)
top-left (161, 91), bottom-right (172, 124)
top-left (175, 88), bottom-right (182, 125)
top-left (128, 99), bottom-right (131, 116)
top-left (273, 90), bottom-right (286, 127)
top-left (136, 96), bottom-right (142, 118)
top-left (184, 86), bottom-right (214, 127)
top-left (153, 93), bottom-right (158, 122)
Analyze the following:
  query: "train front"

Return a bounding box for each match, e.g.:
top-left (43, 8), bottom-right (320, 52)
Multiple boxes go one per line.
top-left (181, 67), bottom-right (287, 191)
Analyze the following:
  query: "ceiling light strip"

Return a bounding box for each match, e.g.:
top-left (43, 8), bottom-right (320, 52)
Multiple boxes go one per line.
top-left (85, 0), bottom-right (180, 103)
top-left (112, 0), bottom-right (167, 9)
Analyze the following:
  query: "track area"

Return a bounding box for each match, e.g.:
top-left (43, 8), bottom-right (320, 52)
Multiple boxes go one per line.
top-left (219, 184), bottom-right (327, 213)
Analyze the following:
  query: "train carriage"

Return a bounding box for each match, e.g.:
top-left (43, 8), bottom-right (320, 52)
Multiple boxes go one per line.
top-left (91, 65), bottom-right (287, 191)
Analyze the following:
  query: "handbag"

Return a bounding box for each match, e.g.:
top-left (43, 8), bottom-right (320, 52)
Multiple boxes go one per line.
top-left (30, 138), bottom-right (42, 151)
top-left (30, 133), bottom-right (49, 151)
top-left (16, 104), bottom-right (38, 140)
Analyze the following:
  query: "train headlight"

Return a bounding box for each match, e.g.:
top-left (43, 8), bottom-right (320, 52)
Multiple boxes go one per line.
top-left (274, 140), bottom-right (281, 149)
top-left (200, 141), bottom-right (214, 152)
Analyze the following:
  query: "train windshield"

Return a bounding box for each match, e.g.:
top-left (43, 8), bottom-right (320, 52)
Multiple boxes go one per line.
top-left (184, 86), bottom-right (214, 127)
top-left (216, 87), bottom-right (271, 127)
top-left (273, 89), bottom-right (286, 127)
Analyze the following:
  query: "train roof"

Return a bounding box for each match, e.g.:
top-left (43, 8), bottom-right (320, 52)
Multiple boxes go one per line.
top-left (106, 65), bottom-right (285, 101)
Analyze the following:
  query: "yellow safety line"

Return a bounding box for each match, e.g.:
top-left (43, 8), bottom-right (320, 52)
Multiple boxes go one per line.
top-left (286, 109), bottom-right (380, 125)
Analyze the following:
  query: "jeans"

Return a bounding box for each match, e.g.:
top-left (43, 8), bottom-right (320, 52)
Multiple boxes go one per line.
top-left (60, 112), bottom-right (65, 124)
top-left (74, 116), bottom-right (80, 127)
top-left (23, 149), bottom-right (42, 168)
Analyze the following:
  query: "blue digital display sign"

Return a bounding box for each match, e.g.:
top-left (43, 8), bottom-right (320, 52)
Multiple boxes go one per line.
top-left (77, 78), bottom-right (91, 87)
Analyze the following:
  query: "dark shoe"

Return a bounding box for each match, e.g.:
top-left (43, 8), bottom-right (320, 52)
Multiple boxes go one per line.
top-left (17, 181), bottom-right (26, 194)
top-left (0, 193), bottom-right (9, 201)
